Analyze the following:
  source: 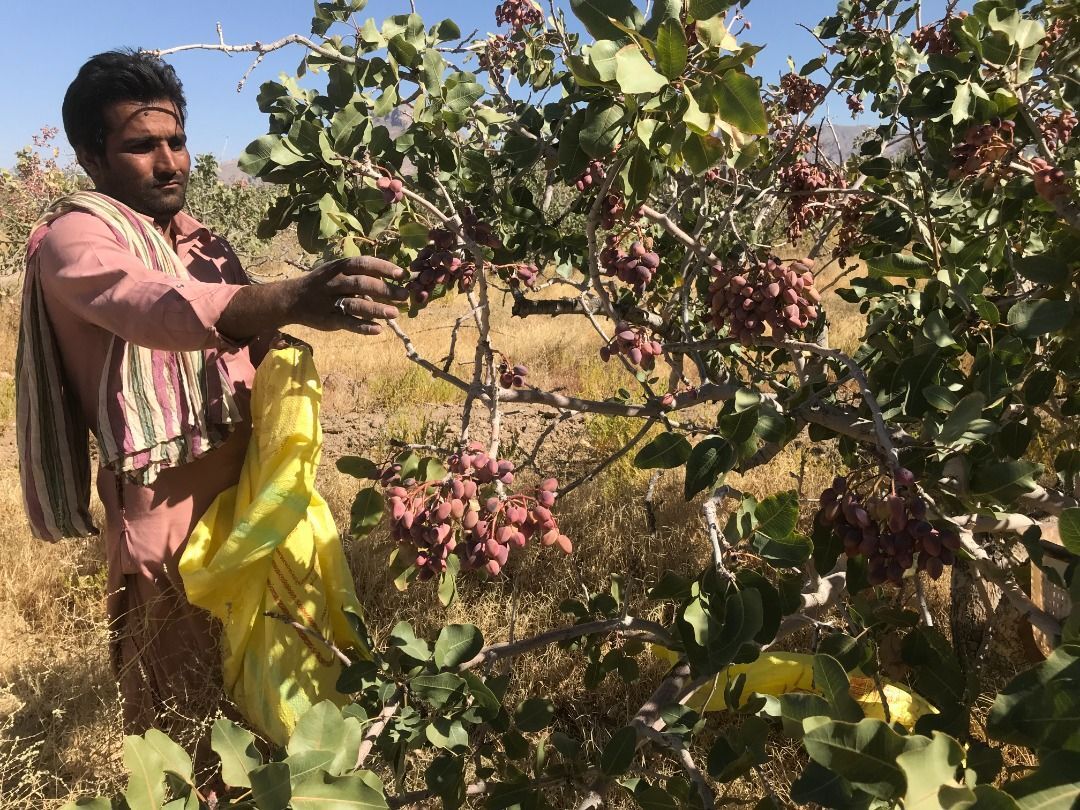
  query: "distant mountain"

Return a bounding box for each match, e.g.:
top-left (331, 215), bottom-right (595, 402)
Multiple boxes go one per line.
top-left (217, 158), bottom-right (248, 183)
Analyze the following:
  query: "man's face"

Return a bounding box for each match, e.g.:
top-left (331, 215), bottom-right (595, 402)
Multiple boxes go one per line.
top-left (77, 99), bottom-right (190, 223)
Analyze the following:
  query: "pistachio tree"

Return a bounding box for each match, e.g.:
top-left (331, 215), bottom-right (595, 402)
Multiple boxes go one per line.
top-left (69, 0), bottom-right (1080, 807)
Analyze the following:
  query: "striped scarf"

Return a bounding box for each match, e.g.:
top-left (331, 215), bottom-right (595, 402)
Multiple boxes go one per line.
top-left (16, 191), bottom-right (243, 541)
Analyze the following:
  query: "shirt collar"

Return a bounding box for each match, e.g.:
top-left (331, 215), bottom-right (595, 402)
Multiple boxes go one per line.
top-left (128, 207), bottom-right (212, 250)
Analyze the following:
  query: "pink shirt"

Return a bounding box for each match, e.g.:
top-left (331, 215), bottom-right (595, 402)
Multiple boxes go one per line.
top-left (35, 208), bottom-right (260, 577)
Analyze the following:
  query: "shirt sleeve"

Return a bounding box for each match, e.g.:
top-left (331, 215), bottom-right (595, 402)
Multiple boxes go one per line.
top-left (36, 211), bottom-right (245, 352)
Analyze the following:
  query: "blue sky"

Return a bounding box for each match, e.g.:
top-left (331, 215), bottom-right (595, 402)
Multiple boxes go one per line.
top-left (0, 0), bottom-right (951, 167)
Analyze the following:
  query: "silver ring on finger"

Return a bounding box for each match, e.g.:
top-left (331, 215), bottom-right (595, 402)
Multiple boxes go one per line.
top-left (334, 296), bottom-right (349, 316)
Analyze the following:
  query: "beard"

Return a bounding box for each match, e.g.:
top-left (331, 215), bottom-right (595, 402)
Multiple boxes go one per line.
top-left (124, 179), bottom-right (188, 221)
top-left (95, 174), bottom-right (188, 222)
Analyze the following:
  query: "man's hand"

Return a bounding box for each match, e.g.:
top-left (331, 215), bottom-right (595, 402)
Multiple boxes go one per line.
top-left (292, 256), bottom-right (409, 335)
top-left (217, 256), bottom-right (409, 342)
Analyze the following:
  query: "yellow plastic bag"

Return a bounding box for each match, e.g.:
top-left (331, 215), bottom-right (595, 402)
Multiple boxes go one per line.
top-left (180, 347), bottom-right (369, 745)
top-left (651, 648), bottom-right (936, 729)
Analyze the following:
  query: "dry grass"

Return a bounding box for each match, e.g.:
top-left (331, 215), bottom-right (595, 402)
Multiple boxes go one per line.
top-left (0, 258), bottom-right (1037, 808)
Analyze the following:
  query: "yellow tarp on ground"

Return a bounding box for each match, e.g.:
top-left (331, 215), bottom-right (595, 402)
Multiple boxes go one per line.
top-left (180, 347), bottom-right (369, 746)
top-left (652, 648), bottom-right (937, 728)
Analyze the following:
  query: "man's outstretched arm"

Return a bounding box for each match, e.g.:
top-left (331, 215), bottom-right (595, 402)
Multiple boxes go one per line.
top-left (216, 256), bottom-right (409, 342)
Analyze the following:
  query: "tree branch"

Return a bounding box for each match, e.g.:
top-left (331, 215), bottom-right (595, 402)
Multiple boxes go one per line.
top-left (355, 687), bottom-right (403, 770)
top-left (511, 294), bottom-right (666, 331)
top-left (457, 616), bottom-right (675, 671)
top-left (386, 319), bottom-right (474, 396)
top-left (264, 611), bottom-right (352, 668)
top-left (956, 530), bottom-right (1062, 639)
top-left (640, 204), bottom-right (720, 265)
top-left (148, 33), bottom-right (358, 66)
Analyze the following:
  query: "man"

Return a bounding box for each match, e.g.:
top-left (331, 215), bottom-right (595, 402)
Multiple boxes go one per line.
top-left (15, 50), bottom-right (405, 731)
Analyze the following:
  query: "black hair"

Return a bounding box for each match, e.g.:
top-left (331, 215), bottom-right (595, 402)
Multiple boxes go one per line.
top-left (62, 49), bottom-right (187, 155)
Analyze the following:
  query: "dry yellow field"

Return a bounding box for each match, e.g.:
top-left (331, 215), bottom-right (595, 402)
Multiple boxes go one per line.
top-left (0, 259), bottom-right (914, 808)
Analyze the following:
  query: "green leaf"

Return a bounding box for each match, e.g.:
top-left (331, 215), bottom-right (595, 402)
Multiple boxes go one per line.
top-left (777, 693), bottom-right (833, 737)
top-left (951, 81), bottom-right (973, 124)
top-left (123, 735), bottom-right (166, 810)
top-left (1022, 370), bottom-right (1057, 406)
top-left (290, 770), bottom-right (389, 809)
top-left (460, 671), bottom-right (501, 721)
top-left (619, 777), bottom-right (679, 809)
top-left (288, 701), bottom-right (363, 777)
top-left (710, 589), bottom-right (764, 667)
top-left (902, 627), bottom-right (967, 721)
top-left (398, 221), bottom-right (431, 250)
top-left (438, 556), bottom-right (459, 608)
top-left (614, 45), bottom-right (668, 94)
top-left (860, 157), bottom-right (892, 179)
top-left (682, 133), bottom-right (726, 174)
top-left (987, 8), bottom-right (1045, 49)
top-left (790, 761), bottom-right (866, 808)
top-left (600, 725), bottom-right (639, 775)
top-left (421, 49), bottom-right (446, 96)
top-left (715, 71), bottom-right (767, 135)
top-left (570, 0), bottom-right (644, 41)
top-left (432, 18), bottom-right (462, 41)
top-left (1015, 253), bottom-right (1068, 285)
top-left (557, 110), bottom-right (590, 183)
top-left (433, 623), bottom-right (483, 670)
top-left (754, 491), bottom-right (799, 539)
top-left (655, 19), bottom-right (688, 80)
top-left (641, 0), bottom-right (681, 38)
top-left (683, 92), bottom-right (712, 133)
top-left (897, 732), bottom-right (965, 810)
top-left (350, 487), bottom-right (384, 537)
top-left (1060, 508), bottom-right (1080, 554)
top-left (813, 654), bottom-right (864, 722)
top-left (707, 716), bottom-right (768, 782)
top-left (988, 645), bottom-right (1080, 753)
top-left (753, 532), bottom-right (812, 567)
top-left (684, 437), bottom-right (735, 500)
top-left (250, 762), bottom-right (292, 810)
top-left (801, 717), bottom-right (914, 800)
top-left (695, 15), bottom-right (737, 49)
top-left (580, 102), bottom-right (625, 158)
top-left (719, 407), bottom-right (759, 443)
top-left (142, 729), bottom-right (193, 788)
top-left (970, 460), bottom-right (1040, 505)
top-left (336, 456), bottom-right (379, 479)
top-left (1005, 751), bottom-right (1080, 809)
top-left (238, 135), bottom-right (280, 178)
top-left (426, 717), bottom-right (469, 752)
top-left (735, 570), bottom-right (782, 644)
top-left (410, 673), bottom-right (468, 710)
top-left (444, 80), bottom-right (484, 114)
top-left (424, 755), bottom-right (464, 805)
top-left (921, 310), bottom-right (957, 348)
top-left (939, 784), bottom-right (1021, 809)
top-left (486, 781), bottom-right (546, 810)
top-left (937, 392), bottom-right (992, 447)
top-left (281, 752), bottom-right (338, 788)
top-left (868, 252), bottom-right (933, 279)
top-left (634, 432), bottom-right (692, 469)
top-left (585, 39), bottom-right (622, 82)
top-left (515, 697), bottom-right (556, 732)
top-left (689, 0), bottom-right (730, 19)
top-left (1008, 300), bottom-right (1073, 339)
top-left (389, 621), bottom-right (432, 662)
